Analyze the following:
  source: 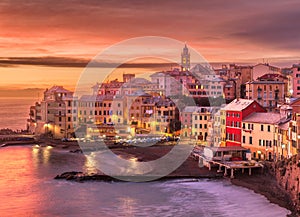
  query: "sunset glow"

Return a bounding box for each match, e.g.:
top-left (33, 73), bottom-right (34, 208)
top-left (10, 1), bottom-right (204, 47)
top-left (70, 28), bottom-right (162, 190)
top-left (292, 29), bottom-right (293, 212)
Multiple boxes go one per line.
top-left (1, 0), bottom-right (300, 96)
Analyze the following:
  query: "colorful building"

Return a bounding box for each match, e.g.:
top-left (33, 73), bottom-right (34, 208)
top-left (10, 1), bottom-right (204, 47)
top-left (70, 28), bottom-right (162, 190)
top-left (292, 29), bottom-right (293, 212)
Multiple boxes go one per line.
top-left (242, 112), bottom-right (281, 160)
top-left (223, 99), bottom-right (266, 147)
top-left (245, 80), bottom-right (285, 111)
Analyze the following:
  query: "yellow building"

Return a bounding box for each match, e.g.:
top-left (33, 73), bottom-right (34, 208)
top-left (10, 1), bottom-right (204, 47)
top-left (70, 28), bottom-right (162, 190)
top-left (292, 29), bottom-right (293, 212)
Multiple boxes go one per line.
top-left (242, 112), bottom-right (281, 160)
top-left (31, 86), bottom-right (77, 139)
top-left (220, 108), bottom-right (227, 147)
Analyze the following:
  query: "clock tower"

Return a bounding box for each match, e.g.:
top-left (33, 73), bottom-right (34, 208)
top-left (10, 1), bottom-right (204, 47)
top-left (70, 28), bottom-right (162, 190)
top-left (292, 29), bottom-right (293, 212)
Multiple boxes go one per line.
top-left (181, 43), bottom-right (190, 71)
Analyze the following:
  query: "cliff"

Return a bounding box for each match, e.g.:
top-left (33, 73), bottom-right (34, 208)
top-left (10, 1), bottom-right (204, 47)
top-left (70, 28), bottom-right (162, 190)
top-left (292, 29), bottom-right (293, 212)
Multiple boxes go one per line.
top-left (274, 155), bottom-right (300, 216)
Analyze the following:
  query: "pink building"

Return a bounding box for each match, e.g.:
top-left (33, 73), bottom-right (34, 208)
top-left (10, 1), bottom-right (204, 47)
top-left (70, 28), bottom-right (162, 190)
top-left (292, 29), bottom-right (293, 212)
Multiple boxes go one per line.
top-left (292, 64), bottom-right (300, 97)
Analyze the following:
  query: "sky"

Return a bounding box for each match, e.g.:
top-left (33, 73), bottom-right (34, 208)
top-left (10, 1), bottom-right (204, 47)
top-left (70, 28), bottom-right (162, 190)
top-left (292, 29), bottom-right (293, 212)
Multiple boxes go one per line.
top-left (1, 0), bottom-right (300, 96)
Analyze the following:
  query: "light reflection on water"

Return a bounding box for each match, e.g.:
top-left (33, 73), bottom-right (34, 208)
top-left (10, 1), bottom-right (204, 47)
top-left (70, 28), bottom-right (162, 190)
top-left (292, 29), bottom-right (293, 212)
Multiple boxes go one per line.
top-left (0, 146), bottom-right (291, 217)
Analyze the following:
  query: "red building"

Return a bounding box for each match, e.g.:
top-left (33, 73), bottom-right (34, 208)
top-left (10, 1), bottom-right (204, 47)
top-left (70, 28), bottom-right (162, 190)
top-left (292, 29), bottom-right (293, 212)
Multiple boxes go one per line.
top-left (224, 99), bottom-right (266, 147)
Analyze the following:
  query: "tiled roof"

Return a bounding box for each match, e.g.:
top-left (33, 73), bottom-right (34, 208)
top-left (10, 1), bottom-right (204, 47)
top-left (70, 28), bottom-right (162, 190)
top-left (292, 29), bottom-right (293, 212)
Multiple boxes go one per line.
top-left (279, 121), bottom-right (289, 130)
top-left (258, 73), bottom-right (287, 80)
top-left (223, 99), bottom-right (255, 111)
top-left (182, 106), bottom-right (199, 113)
top-left (46, 85), bottom-right (72, 93)
top-left (246, 80), bottom-right (284, 84)
top-left (243, 112), bottom-right (281, 124)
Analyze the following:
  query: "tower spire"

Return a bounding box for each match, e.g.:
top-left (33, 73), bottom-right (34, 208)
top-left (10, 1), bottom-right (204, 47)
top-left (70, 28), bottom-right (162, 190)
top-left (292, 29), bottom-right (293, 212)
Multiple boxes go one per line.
top-left (181, 43), bottom-right (190, 71)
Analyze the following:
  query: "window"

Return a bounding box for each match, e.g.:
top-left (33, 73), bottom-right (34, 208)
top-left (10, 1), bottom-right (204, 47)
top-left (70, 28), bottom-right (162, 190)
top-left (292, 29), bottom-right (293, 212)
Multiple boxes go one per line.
top-left (242, 136), bottom-right (245, 143)
top-left (194, 124), bottom-right (197, 128)
top-left (267, 125), bottom-right (271, 132)
top-left (261, 125), bottom-right (264, 131)
top-left (249, 136), bottom-right (253, 144)
top-left (243, 123), bottom-right (245, 129)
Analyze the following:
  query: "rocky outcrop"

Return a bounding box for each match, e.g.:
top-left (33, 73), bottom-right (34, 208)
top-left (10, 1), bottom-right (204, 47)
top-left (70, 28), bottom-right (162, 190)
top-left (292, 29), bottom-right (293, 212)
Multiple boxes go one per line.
top-left (54, 170), bottom-right (222, 183)
top-left (274, 156), bottom-right (300, 216)
top-left (54, 171), bottom-right (120, 182)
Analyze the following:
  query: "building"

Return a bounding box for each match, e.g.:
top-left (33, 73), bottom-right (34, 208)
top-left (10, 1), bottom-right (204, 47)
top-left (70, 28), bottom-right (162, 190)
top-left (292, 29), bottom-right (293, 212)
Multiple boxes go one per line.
top-left (292, 64), bottom-right (300, 97)
top-left (245, 80), bottom-right (285, 111)
top-left (228, 64), bottom-right (253, 84)
top-left (181, 106), bottom-right (197, 138)
top-left (252, 63), bottom-right (280, 81)
top-left (242, 112), bottom-right (281, 160)
top-left (32, 86), bottom-right (77, 139)
top-left (223, 79), bottom-right (237, 101)
top-left (223, 99), bottom-right (266, 147)
top-left (211, 110), bottom-right (222, 147)
top-left (150, 69), bottom-right (190, 97)
top-left (27, 102), bottom-right (41, 134)
top-left (153, 97), bottom-right (179, 135)
top-left (191, 107), bottom-right (212, 143)
top-left (220, 108), bottom-right (227, 146)
top-left (181, 44), bottom-right (190, 71)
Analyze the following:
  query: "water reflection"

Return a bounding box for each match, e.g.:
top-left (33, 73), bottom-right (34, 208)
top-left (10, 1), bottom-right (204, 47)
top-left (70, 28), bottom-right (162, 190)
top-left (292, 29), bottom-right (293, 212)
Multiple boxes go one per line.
top-left (0, 146), bottom-right (291, 217)
top-left (0, 146), bottom-right (43, 216)
top-left (84, 153), bottom-right (100, 174)
top-left (119, 197), bottom-right (137, 216)
top-left (31, 145), bottom-right (52, 167)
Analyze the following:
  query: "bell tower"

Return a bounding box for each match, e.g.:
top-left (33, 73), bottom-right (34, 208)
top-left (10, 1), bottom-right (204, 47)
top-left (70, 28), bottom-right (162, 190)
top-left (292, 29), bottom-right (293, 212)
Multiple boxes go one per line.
top-left (181, 43), bottom-right (190, 71)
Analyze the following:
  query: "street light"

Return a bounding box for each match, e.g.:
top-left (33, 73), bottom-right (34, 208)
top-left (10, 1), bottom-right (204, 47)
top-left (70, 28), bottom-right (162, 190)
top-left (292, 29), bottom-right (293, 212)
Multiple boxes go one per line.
top-left (281, 144), bottom-right (286, 159)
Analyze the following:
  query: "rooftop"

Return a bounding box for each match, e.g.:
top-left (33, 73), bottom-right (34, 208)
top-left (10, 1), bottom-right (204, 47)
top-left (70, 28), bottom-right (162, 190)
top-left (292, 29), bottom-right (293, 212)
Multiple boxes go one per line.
top-left (258, 73), bottom-right (287, 81)
top-left (243, 112), bottom-right (281, 124)
top-left (223, 99), bottom-right (255, 111)
top-left (246, 80), bottom-right (284, 84)
top-left (46, 85), bottom-right (72, 94)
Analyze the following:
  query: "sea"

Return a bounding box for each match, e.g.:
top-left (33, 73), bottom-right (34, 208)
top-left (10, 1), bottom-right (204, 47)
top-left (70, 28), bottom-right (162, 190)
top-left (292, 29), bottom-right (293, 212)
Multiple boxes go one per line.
top-left (0, 97), bottom-right (291, 216)
top-left (0, 97), bottom-right (36, 130)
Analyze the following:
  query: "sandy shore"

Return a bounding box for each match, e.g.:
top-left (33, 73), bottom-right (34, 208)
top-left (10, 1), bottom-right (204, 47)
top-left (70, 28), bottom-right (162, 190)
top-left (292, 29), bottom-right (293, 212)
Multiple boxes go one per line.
top-left (231, 169), bottom-right (296, 216)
